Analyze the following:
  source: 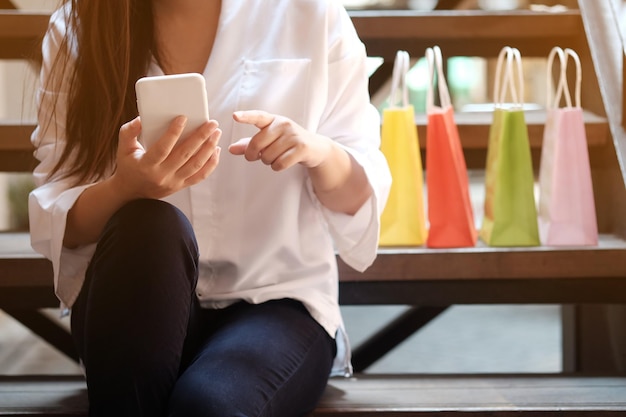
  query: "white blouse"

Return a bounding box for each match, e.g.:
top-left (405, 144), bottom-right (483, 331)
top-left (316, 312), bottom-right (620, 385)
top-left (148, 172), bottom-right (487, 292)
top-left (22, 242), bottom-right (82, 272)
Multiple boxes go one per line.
top-left (28, 0), bottom-right (391, 376)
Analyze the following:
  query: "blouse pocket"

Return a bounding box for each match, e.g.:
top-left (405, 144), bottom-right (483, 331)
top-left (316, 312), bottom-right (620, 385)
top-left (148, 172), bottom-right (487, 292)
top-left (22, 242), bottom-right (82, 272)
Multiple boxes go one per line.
top-left (234, 58), bottom-right (312, 141)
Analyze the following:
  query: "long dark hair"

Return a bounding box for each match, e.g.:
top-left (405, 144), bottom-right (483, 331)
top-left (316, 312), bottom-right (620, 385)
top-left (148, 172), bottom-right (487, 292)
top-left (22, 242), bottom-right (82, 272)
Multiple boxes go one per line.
top-left (46, 0), bottom-right (153, 184)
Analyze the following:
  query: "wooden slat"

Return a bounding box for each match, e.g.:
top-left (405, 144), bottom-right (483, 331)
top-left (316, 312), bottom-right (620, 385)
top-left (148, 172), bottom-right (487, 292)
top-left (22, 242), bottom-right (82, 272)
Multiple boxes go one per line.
top-left (349, 10), bottom-right (586, 59)
top-left (0, 10), bottom-right (588, 60)
top-left (1, 10), bottom-right (583, 56)
top-left (0, 0), bottom-right (16, 9)
top-left (3, 232), bottom-right (626, 306)
top-left (0, 121), bottom-right (35, 151)
top-left (338, 234), bottom-right (626, 282)
top-left (0, 376), bottom-right (87, 416)
top-left (0, 122), bottom-right (36, 172)
top-left (0, 109), bottom-right (610, 172)
top-left (0, 11), bottom-right (49, 61)
top-left (315, 374), bottom-right (626, 416)
top-left (350, 10), bottom-right (583, 40)
top-left (5, 233), bottom-right (626, 284)
top-left (1, 374), bottom-right (626, 416)
top-left (4, 233), bottom-right (626, 283)
top-left (339, 278), bottom-right (626, 305)
top-left (434, 0), bottom-right (469, 10)
top-left (0, 151), bottom-right (36, 172)
top-left (415, 109), bottom-right (609, 149)
top-left (0, 11), bottom-right (49, 39)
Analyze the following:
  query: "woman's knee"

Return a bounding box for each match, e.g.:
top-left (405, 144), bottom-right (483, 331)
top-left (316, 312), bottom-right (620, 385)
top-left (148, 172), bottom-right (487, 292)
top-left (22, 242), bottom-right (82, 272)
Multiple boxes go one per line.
top-left (90, 199), bottom-right (199, 289)
top-left (105, 199), bottom-right (195, 247)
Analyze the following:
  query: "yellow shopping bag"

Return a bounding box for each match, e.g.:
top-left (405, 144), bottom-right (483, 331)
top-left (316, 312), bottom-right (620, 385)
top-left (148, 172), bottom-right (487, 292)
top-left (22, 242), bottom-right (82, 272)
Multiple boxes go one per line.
top-left (379, 50), bottom-right (427, 246)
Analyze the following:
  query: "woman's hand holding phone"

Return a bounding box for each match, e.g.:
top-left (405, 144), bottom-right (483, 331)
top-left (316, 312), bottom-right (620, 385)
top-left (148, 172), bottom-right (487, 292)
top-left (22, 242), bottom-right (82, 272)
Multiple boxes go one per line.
top-left (64, 116), bottom-right (220, 249)
top-left (110, 73), bottom-right (221, 201)
top-left (112, 115), bottom-right (222, 201)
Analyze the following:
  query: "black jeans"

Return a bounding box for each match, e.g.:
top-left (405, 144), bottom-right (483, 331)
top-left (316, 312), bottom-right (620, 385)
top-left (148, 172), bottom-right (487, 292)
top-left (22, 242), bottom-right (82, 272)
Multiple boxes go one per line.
top-left (70, 199), bottom-right (336, 417)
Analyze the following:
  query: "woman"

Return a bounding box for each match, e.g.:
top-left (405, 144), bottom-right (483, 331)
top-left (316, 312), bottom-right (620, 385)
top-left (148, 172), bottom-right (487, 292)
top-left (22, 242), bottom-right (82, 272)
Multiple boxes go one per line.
top-left (29, 0), bottom-right (391, 415)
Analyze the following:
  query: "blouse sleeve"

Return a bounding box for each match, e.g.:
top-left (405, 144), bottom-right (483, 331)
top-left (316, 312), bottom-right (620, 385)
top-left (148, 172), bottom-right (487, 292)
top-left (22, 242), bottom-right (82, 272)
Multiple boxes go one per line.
top-left (28, 7), bottom-right (97, 309)
top-left (315, 5), bottom-right (391, 272)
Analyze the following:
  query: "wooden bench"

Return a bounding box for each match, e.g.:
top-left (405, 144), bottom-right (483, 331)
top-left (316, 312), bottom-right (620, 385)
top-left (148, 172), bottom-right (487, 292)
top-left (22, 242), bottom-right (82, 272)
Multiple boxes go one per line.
top-left (3, 230), bottom-right (626, 371)
top-left (2, 374), bottom-right (626, 416)
top-left (1, 0), bottom-right (626, 415)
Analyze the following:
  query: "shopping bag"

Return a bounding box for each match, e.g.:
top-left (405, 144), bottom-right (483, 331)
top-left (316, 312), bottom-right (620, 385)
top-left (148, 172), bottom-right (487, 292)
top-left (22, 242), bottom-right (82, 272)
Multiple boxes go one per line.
top-left (424, 46), bottom-right (476, 248)
top-left (538, 47), bottom-right (598, 246)
top-left (379, 50), bottom-right (427, 246)
top-left (480, 47), bottom-right (540, 246)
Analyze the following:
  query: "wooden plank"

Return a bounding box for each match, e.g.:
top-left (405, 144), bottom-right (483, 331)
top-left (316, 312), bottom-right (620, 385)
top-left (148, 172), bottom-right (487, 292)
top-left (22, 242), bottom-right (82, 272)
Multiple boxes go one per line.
top-left (0, 10), bottom-right (584, 60)
top-left (0, 11), bottom-right (48, 61)
top-left (338, 278), bottom-right (626, 305)
top-left (0, 11), bottom-right (49, 39)
top-left (2, 232), bottom-right (626, 307)
top-left (3, 232), bottom-right (626, 284)
top-left (0, 121), bottom-right (35, 151)
top-left (434, 0), bottom-right (468, 10)
top-left (415, 110), bottom-right (609, 149)
top-left (339, 234), bottom-right (626, 282)
top-left (314, 374), bottom-right (626, 416)
top-left (0, 39), bottom-right (42, 61)
top-left (0, 376), bottom-right (87, 416)
top-left (0, 0), bottom-right (16, 9)
top-left (1, 375), bottom-right (626, 416)
top-left (0, 108), bottom-right (609, 163)
top-left (349, 10), bottom-right (583, 40)
top-left (4, 261), bottom-right (626, 307)
top-left (0, 122), bottom-right (36, 172)
top-left (0, 150), bottom-right (36, 172)
top-left (349, 10), bottom-right (585, 59)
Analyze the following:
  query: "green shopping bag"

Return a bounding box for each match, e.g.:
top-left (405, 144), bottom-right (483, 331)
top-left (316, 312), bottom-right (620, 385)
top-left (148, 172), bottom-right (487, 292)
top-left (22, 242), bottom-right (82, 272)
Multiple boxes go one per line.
top-left (480, 47), bottom-right (540, 246)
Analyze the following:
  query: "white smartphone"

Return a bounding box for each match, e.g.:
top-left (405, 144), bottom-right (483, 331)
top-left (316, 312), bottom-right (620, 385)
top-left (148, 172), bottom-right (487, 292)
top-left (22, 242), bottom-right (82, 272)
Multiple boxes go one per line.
top-left (135, 73), bottom-right (210, 149)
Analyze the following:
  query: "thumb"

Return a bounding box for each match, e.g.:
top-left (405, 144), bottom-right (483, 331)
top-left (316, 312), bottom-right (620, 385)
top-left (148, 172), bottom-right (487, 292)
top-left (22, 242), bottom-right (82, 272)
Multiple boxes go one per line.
top-left (118, 117), bottom-right (143, 151)
top-left (228, 137), bottom-right (252, 155)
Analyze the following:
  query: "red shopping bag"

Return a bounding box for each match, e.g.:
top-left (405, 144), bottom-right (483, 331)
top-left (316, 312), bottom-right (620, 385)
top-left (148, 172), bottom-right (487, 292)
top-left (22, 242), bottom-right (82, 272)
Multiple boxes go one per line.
top-left (424, 46), bottom-right (476, 248)
top-left (538, 47), bottom-right (598, 246)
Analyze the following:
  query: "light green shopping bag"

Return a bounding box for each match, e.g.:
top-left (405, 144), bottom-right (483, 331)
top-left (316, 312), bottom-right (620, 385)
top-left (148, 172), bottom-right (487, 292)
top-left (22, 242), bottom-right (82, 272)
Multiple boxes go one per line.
top-left (480, 47), bottom-right (540, 246)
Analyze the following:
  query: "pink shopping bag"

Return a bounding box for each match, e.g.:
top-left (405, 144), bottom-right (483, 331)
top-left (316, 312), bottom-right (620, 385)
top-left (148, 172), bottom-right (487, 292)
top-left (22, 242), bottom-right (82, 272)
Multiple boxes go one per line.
top-left (538, 47), bottom-right (598, 246)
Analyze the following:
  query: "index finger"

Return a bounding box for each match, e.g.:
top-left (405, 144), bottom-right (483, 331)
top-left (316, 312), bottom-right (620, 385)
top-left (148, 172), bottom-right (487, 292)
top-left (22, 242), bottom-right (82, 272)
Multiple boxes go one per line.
top-left (145, 115), bottom-right (188, 163)
top-left (233, 110), bottom-right (275, 130)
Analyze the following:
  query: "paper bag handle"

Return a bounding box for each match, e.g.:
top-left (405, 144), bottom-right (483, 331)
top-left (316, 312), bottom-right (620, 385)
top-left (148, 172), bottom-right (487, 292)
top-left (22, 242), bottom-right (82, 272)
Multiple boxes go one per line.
top-left (493, 46), bottom-right (524, 107)
top-left (546, 46), bottom-right (582, 109)
top-left (388, 50), bottom-right (410, 108)
top-left (425, 46), bottom-right (452, 111)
